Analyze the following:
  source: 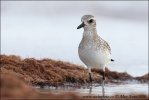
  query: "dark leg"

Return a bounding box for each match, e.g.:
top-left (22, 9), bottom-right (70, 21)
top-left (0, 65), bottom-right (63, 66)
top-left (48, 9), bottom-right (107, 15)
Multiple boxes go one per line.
top-left (88, 67), bottom-right (92, 83)
top-left (102, 70), bottom-right (105, 97)
top-left (89, 72), bottom-right (92, 82)
top-left (103, 70), bottom-right (105, 80)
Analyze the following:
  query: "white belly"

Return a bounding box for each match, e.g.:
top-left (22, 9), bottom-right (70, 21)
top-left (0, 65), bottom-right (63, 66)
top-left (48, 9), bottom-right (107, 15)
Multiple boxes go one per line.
top-left (78, 48), bottom-right (110, 69)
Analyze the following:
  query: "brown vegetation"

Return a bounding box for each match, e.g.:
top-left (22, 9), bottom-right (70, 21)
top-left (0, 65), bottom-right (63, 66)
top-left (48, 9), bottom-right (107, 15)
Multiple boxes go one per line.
top-left (1, 73), bottom-right (148, 100)
top-left (135, 73), bottom-right (149, 83)
top-left (0, 55), bottom-right (148, 87)
top-left (0, 54), bottom-right (148, 100)
top-left (0, 73), bottom-right (80, 99)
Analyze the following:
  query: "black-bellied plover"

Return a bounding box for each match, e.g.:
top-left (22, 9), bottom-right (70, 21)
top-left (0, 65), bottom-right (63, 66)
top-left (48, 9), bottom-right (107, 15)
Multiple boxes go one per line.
top-left (77, 15), bottom-right (114, 96)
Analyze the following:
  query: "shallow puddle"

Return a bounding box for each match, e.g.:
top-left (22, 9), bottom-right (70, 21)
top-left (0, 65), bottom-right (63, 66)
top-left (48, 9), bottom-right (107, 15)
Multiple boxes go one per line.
top-left (35, 83), bottom-right (148, 96)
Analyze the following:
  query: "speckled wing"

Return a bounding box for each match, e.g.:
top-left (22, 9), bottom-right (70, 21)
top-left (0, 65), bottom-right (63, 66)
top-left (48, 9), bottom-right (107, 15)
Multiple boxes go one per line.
top-left (97, 36), bottom-right (111, 54)
top-left (104, 40), bottom-right (111, 54)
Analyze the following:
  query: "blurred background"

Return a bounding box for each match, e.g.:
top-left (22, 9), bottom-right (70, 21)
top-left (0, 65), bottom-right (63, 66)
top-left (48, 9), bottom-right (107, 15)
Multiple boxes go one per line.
top-left (1, 1), bottom-right (148, 76)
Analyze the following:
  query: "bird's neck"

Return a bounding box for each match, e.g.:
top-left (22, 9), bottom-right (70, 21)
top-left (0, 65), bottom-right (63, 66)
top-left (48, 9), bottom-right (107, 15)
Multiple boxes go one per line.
top-left (83, 27), bottom-right (98, 38)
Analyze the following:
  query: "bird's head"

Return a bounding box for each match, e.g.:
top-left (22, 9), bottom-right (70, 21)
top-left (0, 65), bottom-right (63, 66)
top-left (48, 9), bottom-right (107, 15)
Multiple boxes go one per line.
top-left (77, 15), bottom-right (96, 29)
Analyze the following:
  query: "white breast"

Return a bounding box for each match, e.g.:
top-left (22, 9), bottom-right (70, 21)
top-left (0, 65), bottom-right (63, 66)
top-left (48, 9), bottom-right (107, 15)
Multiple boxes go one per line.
top-left (78, 47), bottom-right (111, 69)
top-left (78, 29), bottom-right (111, 70)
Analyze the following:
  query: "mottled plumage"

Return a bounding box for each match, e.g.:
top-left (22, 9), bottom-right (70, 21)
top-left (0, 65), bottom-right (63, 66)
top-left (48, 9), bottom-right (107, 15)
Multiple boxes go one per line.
top-left (77, 15), bottom-right (114, 96)
top-left (78, 15), bottom-right (112, 70)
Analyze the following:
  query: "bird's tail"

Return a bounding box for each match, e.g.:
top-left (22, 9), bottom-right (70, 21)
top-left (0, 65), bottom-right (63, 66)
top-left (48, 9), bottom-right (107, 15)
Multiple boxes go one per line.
top-left (111, 59), bottom-right (115, 62)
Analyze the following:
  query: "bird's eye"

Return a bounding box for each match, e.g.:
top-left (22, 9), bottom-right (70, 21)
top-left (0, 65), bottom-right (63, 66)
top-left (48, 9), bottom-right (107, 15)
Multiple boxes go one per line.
top-left (88, 19), bottom-right (94, 23)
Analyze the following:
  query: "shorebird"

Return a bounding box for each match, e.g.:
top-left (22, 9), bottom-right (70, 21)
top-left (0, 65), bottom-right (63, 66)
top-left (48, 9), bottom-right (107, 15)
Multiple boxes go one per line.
top-left (77, 15), bottom-right (114, 96)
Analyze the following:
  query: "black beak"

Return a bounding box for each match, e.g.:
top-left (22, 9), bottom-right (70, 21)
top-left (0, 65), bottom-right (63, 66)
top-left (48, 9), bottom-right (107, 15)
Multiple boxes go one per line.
top-left (77, 22), bottom-right (85, 29)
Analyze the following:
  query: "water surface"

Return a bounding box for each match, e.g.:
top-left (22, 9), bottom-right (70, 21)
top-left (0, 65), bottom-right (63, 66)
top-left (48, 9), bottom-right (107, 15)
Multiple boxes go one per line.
top-left (36, 83), bottom-right (148, 96)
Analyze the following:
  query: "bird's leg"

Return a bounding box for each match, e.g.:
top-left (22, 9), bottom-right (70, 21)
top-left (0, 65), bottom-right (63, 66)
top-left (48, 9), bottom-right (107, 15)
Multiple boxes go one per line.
top-left (102, 70), bottom-right (105, 97)
top-left (89, 72), bottom-right (92, 83)
top-left (88, 67), bottom-right (92, 94)
top-left (88, 67), bottom-right (92, 83)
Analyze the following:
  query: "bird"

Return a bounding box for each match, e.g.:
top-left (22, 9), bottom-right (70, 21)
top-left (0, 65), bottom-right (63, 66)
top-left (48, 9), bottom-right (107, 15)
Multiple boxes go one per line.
top-left (77, 15), bottom-right (114, 96)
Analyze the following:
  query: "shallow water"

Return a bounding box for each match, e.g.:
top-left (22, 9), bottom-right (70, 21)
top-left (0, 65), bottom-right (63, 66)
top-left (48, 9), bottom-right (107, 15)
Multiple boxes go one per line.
top-left (36, 83), bottom-right (148, 96)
